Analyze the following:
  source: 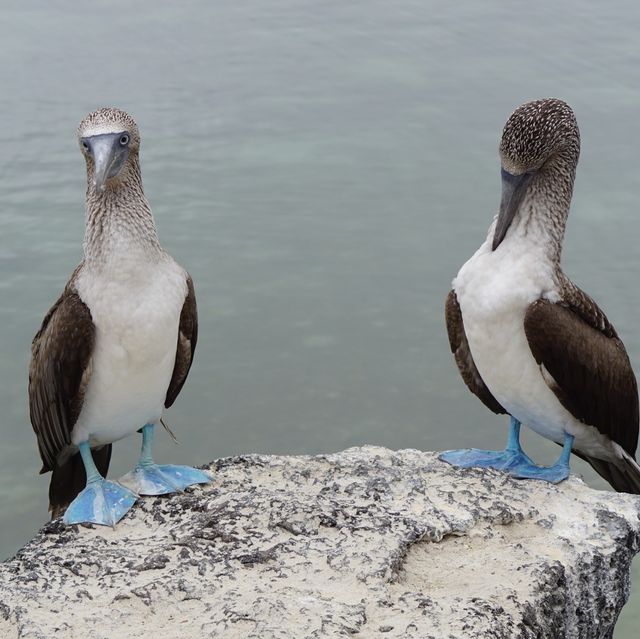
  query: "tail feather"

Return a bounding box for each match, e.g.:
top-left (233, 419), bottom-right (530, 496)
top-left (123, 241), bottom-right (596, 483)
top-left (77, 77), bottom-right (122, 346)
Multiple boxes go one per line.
top-left (48, 445), bottom-right (112, 519)
top-left (581, 451), bottom-right (640, 495)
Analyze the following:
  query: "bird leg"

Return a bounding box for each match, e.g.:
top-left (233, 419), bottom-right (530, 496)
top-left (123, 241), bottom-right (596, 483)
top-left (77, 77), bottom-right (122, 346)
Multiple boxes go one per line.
top-left (440, 419), bottom-right (574, 484)
top-left (63, 442), bottom-right (137, 526)
top-left (439, 416), bottom-right (536, 470)
top-left (118, 423), bottom-right (211, 495)
top-left (507, 432), bottom-right (574, 484)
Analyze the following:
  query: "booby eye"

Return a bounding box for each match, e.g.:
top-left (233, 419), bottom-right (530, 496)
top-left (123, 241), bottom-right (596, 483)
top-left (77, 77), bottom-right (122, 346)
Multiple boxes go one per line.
top-left (119, 134), bottom-right (130, 146)
top-left (81, 140), bottom-right (90, 152)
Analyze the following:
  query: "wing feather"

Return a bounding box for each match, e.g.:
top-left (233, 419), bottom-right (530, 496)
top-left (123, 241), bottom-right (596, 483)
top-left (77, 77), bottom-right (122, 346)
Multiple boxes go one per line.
top-left (29, 288), bottom-right (95, 472)
top-left (524, 298), bottom-right (638, 456)
top-left (446, 290), bottom-right (506, 415)
top-left (165, 274), bottom-right (198, 408)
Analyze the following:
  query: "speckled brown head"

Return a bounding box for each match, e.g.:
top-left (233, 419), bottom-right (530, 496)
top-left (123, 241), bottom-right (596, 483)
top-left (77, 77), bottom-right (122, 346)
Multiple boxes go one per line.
top-left (77, 108), bottom-right (141, 192)
top-left (499, 98), bottom-right (580, 175)
top-left (493, 99), bottom-right (580, 251)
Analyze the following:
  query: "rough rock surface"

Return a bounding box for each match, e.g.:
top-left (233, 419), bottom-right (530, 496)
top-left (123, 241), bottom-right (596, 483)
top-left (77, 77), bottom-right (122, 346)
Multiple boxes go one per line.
top-left (1, 447), bottom-right (639, 639)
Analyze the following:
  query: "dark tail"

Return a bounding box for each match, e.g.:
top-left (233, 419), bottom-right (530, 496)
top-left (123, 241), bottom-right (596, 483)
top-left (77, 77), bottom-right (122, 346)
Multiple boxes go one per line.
top-left (48, 445), bottom-right (112, 519)
top-left (582, 451), bottom-right (640, 494)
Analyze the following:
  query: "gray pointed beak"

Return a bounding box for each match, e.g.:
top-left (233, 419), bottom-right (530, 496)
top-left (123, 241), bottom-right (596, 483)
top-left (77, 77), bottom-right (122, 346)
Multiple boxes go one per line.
top-left (82, 132), bottom-right (129, 192)
top-left (492, 168), bottom-right (534, 250)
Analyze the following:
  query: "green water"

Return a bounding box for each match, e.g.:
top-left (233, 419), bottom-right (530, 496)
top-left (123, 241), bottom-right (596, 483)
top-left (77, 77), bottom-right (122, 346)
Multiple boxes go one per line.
top-left (0, 0), bottom-right (638, 633)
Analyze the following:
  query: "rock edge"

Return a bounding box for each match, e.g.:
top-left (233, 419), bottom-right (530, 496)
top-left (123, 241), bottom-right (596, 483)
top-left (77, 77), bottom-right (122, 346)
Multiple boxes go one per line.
top-left (1, 447), bottom-right (639, 638)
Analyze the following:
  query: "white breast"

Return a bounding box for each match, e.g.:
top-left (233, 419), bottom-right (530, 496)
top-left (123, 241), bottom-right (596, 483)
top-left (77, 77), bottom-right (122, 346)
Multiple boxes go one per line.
top-left (454, 234), bottom-right (617, 460)
top-left (72, 253), bottom-right (188, 446)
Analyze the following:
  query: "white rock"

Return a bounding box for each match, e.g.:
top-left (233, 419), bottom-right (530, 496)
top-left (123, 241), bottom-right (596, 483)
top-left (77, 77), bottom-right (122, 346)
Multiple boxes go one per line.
top-left (1, 447), bottom-right (639, 638)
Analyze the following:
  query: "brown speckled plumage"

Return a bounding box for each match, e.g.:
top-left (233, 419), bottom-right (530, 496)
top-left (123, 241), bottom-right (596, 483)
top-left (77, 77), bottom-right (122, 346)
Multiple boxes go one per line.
top-left (78, 108), bottom-right (161, 265)
top-left (499, 98), bottom-right (580, 262)
top-left (77, 107), bottom-right (139, 139)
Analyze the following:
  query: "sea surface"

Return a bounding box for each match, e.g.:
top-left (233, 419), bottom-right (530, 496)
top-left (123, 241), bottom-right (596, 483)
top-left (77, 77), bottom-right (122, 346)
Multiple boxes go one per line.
top-left (1, 0), bottom-right (639, 633)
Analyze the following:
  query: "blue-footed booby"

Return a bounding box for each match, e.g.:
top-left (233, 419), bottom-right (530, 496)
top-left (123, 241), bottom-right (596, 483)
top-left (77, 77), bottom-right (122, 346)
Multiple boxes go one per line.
top-left (440, 98), bottom-right (640, 493)
top-left (29, 107), bottom-right (210, 526)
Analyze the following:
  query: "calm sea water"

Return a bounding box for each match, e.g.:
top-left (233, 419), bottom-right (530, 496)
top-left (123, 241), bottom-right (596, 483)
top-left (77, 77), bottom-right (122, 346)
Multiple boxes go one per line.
top-left (1, 0), bottom-right (639, 633)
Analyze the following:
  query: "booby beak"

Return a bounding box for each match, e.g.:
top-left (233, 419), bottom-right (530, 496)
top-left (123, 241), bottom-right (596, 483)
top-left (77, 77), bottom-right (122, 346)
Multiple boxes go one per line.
top-left (492, 168), bottom-right (534, 250)
top-left (82, 132), bottom-right (129, 192)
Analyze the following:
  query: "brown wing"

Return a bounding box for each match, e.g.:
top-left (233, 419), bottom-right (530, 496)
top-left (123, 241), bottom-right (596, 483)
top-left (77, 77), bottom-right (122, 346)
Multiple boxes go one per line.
top-left (165, 274), bottom-right (198, 408)
top-left (29, 288), bottom-right (95, 472)
top-left (446, 290), bottom-right (506, 415)
top-left (524, 298), bottom-right (639, 456)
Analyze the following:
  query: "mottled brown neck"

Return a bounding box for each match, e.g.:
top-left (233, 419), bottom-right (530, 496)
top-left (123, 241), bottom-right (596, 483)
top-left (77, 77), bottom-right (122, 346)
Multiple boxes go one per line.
top-left (83, 154), bottom-right (162, 265)
top-left (515, 147), bottom-right (578, 264)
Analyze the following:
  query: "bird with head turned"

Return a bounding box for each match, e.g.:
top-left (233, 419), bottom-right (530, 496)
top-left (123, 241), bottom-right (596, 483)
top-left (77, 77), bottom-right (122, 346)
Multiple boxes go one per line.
top-left (29, 107), bottom-right (210, 526)
top-left (440, 98), bottom-right (640, 493)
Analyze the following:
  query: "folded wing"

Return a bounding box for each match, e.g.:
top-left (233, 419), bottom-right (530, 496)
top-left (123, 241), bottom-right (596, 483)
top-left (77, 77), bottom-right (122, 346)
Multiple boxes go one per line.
top-left (445, 290), bottom-right (506, 415)
top-left (524, 295), bottom-right (640, 492)
top-left (165, 274), bottom-right (198, 408)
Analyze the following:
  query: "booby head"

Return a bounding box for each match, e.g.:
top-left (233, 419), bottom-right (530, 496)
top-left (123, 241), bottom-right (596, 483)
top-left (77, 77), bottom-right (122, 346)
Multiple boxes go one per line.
top-left (493, 98), bottom-right (580, 250)
top-left (77, 108), bottom-right (140, 192)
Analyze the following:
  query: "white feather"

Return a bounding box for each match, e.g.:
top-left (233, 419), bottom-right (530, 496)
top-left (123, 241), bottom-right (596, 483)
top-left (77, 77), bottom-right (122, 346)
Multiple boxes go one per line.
top-left (72, 250), bottom-right (187, 447)
top-left (454, 224), bottom-right (620, 462)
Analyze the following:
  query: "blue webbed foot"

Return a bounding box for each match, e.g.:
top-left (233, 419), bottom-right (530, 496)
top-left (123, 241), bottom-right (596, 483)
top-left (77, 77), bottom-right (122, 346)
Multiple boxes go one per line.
top-left (439, 416), bottom-right (535, 471)
top-left (63, 441), bottom-right (137, 527)
top-left (507, 460), bottom-right (570, 484)
top-left (439, 447), bottom-right (535, 471)
top-left (440, 417), bottom-right (575, 486)
top-left (119, 463), bottom-right (211, 495)
top-left (64, 478), bottom-right (137, 527)
top-left (121, 423), bottom-right (211, 495)
top-left (507, 433), bottom-right (574, 484)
